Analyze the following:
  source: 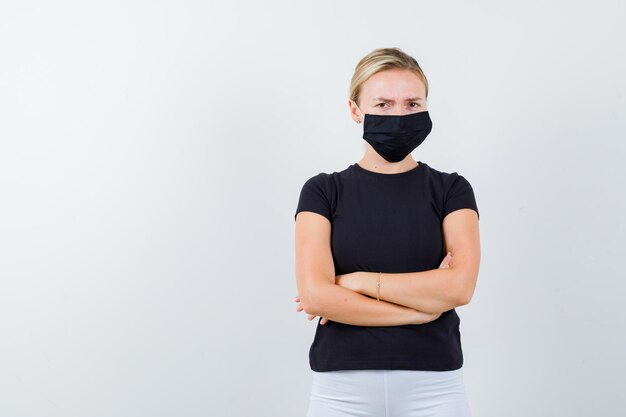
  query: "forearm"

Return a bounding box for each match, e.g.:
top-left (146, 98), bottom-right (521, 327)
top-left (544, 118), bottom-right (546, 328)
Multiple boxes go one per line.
top-left (302, 283), bottom-right (426, 327)
top-left (357, 268), bottom-right (468, 314)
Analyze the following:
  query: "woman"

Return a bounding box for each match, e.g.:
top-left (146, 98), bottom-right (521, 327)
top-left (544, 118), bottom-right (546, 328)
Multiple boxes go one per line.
top-left (293, 47), bottom-right (480, 417)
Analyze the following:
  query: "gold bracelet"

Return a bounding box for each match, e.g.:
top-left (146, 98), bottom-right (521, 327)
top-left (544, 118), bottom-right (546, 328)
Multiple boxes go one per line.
top-left (377, 272), bottom-right (382, 301)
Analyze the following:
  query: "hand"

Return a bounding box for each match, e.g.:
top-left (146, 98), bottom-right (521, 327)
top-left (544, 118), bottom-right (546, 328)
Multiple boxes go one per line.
top-left (439, 251), bottom-right (452, 269)
top-left (293, 295), bottom-right (329, 325)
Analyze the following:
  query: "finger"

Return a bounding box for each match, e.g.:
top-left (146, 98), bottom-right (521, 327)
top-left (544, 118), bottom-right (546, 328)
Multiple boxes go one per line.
top-left (439, 253), bottom-right (452, 268)
top-left (320, 317), bottom-right (328, 325)
top-left (294, 296), bottom-right (300, 302)
top-left (296, 305), bottom-right (303, 312)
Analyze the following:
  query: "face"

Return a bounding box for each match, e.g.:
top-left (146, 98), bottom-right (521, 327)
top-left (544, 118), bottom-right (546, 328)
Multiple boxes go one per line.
top-left (350, 68), bottom-right (428, 123)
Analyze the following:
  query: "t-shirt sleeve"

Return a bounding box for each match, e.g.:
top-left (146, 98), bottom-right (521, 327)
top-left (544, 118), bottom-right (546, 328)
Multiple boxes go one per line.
top-left (442, 173), bottom-right (480, 220)
top-left (294, 173), bottom-right (333, 222)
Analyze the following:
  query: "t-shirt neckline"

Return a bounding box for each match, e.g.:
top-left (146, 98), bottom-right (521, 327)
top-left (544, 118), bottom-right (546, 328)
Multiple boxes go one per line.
top-left (352, 160), bottom-right (426, 178)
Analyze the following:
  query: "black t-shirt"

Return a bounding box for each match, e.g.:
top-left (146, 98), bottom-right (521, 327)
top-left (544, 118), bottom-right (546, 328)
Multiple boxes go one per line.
top-left (294, 160), bottom-right (479, 372)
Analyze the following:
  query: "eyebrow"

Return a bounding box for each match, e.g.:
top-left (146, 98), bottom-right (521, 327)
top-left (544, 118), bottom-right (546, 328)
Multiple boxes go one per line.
top-left (372, 97), bottom-right (424, 102)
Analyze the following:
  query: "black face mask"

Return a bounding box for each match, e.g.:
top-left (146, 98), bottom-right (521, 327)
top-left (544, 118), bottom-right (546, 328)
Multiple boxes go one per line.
top-left (356, 105), bottom-right (433, 163)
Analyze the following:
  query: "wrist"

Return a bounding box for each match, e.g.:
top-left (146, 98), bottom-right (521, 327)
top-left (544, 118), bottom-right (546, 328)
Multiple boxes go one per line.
top-left (353, 271), bottom-right (368, 294)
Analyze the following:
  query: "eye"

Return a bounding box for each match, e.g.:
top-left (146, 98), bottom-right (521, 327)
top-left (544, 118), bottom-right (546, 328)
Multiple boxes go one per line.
top-left (409, 102), bottom-right (421, 108)
top-left (376, 103), bottom-right (389, 108)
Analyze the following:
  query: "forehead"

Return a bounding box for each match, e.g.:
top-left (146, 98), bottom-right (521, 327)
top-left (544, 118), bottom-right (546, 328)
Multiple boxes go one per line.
top-left (361, 69), bottom-right (426, 100)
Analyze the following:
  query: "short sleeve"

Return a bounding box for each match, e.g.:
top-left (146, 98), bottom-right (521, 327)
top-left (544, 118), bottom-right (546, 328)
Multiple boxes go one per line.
top-left (442, 173), bottom-right (480, 220)
top-left (294, 173), bottom-right (333, 222)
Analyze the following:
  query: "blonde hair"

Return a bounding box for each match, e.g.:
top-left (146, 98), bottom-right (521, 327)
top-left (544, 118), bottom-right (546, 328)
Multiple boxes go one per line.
top-left (349, 47), bottom-right (429, 107)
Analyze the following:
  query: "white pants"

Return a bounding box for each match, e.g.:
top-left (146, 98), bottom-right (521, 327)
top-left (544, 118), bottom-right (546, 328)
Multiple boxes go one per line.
top-left (306, 367), bottom-right (471, 417)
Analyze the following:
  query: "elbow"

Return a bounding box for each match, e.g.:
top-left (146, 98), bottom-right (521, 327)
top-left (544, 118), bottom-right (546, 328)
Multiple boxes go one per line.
top-left (457, 292), bottom-right (471, 307)
top-left (457, 280), bottom-right (476, 306)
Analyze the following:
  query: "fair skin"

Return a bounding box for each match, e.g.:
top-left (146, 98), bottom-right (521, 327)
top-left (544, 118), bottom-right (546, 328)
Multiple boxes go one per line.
top-left (294, 68), bottom-right (481, 325)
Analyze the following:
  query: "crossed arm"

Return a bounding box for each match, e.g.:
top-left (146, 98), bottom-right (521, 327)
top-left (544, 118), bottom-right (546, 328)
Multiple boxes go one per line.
top-left (294, 208), bottom-right (480, 326)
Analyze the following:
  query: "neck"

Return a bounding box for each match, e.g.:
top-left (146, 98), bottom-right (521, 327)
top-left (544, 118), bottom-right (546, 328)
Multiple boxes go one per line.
top-left (358, 151), bottom-right (419, 174)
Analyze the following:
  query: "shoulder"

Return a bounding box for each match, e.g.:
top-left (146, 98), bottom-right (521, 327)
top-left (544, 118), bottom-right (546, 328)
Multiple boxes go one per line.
top-left (302, 171), bottom-right (333, 187)
top-left (299, 164), bottom-right (350, 191)
top-left (425, 163), bottom-right (479, 220)
top-left (295, 166), bottom-right (346, 222)
top-left (299, 171), bottom-right (335, 198)
top-left (423, 162), bottom-right (475, 192)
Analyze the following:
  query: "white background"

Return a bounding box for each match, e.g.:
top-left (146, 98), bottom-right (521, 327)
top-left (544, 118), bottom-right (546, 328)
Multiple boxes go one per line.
top-left (1, 1), bottom-right (625, 416)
